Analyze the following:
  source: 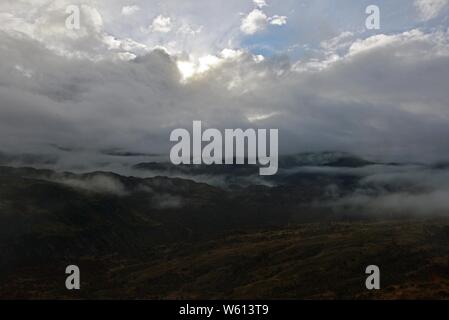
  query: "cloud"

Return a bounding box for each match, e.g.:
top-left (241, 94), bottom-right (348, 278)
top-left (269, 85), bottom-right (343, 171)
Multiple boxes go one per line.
top-left (240, 9), bottom-right (288, 35)
top-left (2, 26), bottom-right (449, 166)
top-left (253, 0), bottom-right (267, 8)
top-left (414, 0), bottom-right (448, 20)
top-left (176, 49), bottom-right (246, 80)
top-left (56, 174), bottom-right (127, 195)
top-left (52, 172), bottom-right (187, 207)
top-left (1, 2), bottom-right (449, 171)
top-left (321, 31), bottom-right (355, 52)
top-left (334, 167), bottom-right (449, 215)
top-left (151, 15), bottom-right (172, 33)
top-left (269, 15), bottom-right (287, 26)
top-left (177, 22), bottom-right (203, 35)
top-left (338, 190), bottom-right (449, 215)
top-left (241, 9), bottom-right (269, 35)
top-left (121, 5), bottom-right (140, 16)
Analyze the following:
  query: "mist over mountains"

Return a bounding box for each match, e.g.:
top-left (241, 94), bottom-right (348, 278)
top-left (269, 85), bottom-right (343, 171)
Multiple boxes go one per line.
top-left (3, 149), bottom-right (449, 215)
top-left (2, 150), bottom-right (449, 298)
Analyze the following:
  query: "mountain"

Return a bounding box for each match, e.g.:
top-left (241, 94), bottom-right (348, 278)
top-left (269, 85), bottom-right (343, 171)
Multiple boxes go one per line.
top-left (133, 152), bottom-right (376, 174)
top-left (0, 165), bottom-right (308, 274)
top-left (0, 161), bottom-right (378, 276)
top-left (133, 161), bottom-right (259, 176)
top-left (132, 152), bottom-right (377, 188)
top-left (278, 152), bottom-right (376, 168)
top-left (1, 155), bottom-right (449, 299)
top-left (2, 215), bottom-right (449, 299)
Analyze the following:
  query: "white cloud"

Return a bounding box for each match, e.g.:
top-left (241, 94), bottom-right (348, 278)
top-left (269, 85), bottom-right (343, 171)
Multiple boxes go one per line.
top-left (176, 60), bottom-right (196, 80)
top-left (56, 174), bottom-right (127, 195)
top-left (177, 22), bottom-right (203, 35)
top-left (0, 0), bottom-right (289, 60)
top-left (241, 9), bottom-right (268, 35)
top-left (414, 0), bottom-right (448, 20)
top-left (220, 48), bottom-right (243, 59)
top-left (176, 51), bottom-right (242, 81)
top-left (121, 5), bottom-right (140, 16)
top-left (241, 9), bottom-right (288, 35)
top-left (247, 112), bottom-right (278, 122)
top-left (335, 168), bottom-right (449, 215)
top-left (269, 15), bottom-right (287, 26)
top-left (151, 15), bottom-right (172, 33)
top-left (253, 0), bottom-right (267, 8)
top-left (347, 29), bottom-right (436, 57)
top-left (321, 31), bottom-right (354, 52)
top-left (81, 5), bottom-right (104, 31)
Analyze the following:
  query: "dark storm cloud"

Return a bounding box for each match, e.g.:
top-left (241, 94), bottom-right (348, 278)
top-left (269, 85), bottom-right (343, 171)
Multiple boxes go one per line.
top-left (0, 6), bottom-right (449, 170)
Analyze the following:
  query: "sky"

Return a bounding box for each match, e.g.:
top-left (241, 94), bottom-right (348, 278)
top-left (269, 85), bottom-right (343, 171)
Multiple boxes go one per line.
top-left (0, 0), bottom-right (449, 169)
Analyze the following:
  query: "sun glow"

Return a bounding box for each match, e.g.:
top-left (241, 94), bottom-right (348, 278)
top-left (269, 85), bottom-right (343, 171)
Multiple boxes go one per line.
top-left (176, 60), bottom-right (196, 81)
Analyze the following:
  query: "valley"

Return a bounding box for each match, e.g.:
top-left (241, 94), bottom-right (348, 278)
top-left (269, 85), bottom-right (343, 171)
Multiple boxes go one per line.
top-left (1, 152), bottom-right (449, 299)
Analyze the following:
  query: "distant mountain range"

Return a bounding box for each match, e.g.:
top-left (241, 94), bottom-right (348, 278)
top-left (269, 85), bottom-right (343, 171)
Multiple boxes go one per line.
top-left (1, 152), bottom-right (448, 298)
